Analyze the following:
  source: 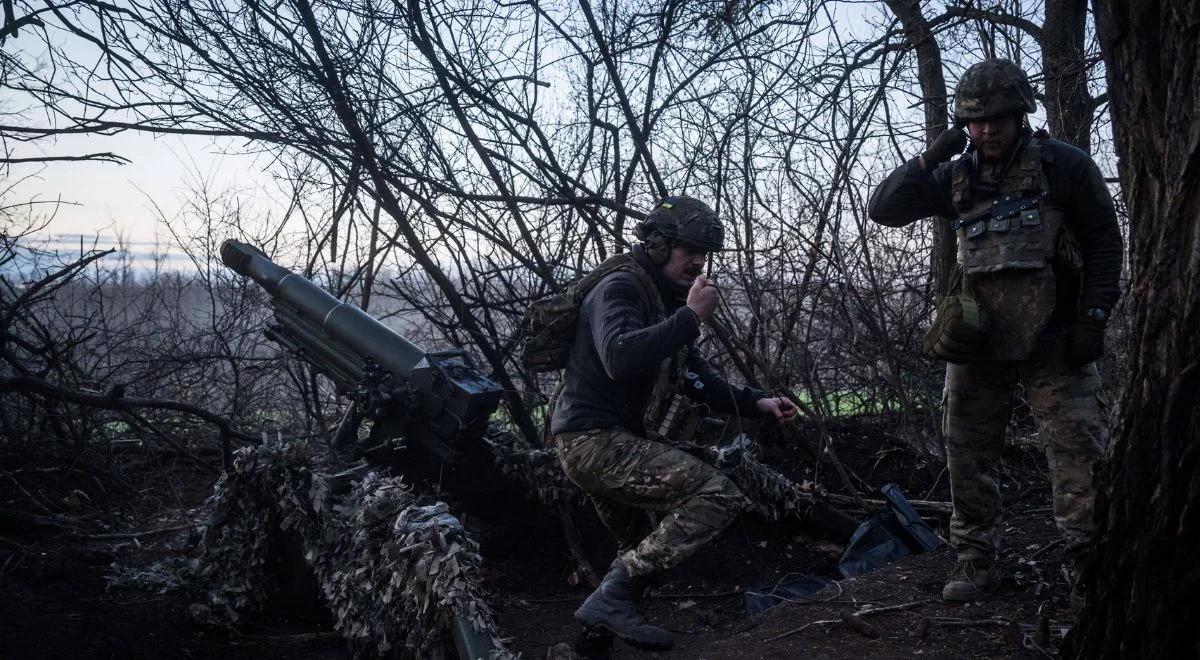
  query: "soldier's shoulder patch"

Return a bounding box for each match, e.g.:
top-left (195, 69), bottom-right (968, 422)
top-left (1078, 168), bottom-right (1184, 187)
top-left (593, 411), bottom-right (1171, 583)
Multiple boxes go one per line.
top-left (600, 275), bottom-right (646, 304)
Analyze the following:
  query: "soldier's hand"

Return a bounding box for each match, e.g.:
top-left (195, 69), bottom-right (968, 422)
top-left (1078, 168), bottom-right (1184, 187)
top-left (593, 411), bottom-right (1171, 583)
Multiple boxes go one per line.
top-left (1066, 317), bottom-right (1106, 367)
top-left (920, 127), bottom-right (968, 172)
top-left (686, 276), bottom-right (719, 322)
top-left (756, 396), bottom-right (798, 424)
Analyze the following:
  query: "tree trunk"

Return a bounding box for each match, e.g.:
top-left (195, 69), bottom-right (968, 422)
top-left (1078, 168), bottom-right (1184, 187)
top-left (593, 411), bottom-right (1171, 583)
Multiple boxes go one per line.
top-left (1066, 1), bottom-right (1200, 656)
top-left (1041, 0), bottom-right (1093, 151)
top-left (884, 0), bottom-right (956, 298)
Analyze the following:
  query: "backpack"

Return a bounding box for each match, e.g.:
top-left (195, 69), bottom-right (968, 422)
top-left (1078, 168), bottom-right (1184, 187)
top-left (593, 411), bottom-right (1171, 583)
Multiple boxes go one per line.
top-left (519, 252), bottom-right (659, 372)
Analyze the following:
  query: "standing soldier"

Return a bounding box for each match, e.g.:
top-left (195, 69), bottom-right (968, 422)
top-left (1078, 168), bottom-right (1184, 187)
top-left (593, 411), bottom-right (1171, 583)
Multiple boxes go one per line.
top-left (867, 59), bottom-right (1123, 604)
top-left (550, 196), bottom-right (797, 650)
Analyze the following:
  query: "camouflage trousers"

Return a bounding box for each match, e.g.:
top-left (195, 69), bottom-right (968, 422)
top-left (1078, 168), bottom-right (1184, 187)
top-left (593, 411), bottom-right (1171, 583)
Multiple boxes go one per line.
top-left (944, 347), bottom-right (1107, 561)
top-left (554, 428), bottom-right (746, 578)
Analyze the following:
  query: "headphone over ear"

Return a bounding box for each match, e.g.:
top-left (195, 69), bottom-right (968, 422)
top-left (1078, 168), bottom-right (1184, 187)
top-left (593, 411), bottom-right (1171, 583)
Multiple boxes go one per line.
top-left (638, 226), bottom-right (672, 264)
top-left (634, 198), bottom-right (679, 265)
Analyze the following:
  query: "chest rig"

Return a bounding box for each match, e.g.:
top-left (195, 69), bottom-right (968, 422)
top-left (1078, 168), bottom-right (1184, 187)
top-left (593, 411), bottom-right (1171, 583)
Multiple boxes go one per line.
top-left (609, 263), bottom-right (689, 440)
top-left (949, 137), bottom-right (1064, 361)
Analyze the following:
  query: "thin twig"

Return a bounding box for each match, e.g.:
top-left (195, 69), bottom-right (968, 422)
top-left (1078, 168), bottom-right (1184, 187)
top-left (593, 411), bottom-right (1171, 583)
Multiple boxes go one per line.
top-left (1, 466), bottom-right (60, 517)
top-left (767, 619), bottom-right (837, 642)
top-left (0, 535), bottom-right (27, 551)
top-left (0, 507), bottom-right (88, 533)
top-left (929, 616), bottom-right (1012, 628)
top-left (856, 599), bottom-right (931, 616)
top-left (0, 376), bottom-right (258, 443)
top-left (72, 522), bottom-right (196, 541)
top-left (555, 501), bottom-right (600, 589)
top-left (649, 589), bottom-right (743, 600)
top-left (765, 598), bottom-right (931, 642)
top-left (1027, 538), bottom-right (1066, 561)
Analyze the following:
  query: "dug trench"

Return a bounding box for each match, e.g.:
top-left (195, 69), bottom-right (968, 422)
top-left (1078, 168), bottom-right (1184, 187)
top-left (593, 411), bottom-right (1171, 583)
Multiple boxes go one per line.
top-left (0, 415), bottom-right (1080, 658)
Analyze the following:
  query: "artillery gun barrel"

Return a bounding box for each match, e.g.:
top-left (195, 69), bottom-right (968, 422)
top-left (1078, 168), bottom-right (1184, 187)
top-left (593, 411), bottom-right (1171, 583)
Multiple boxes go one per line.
top-left (220, 239), bottom-right (425, 381)
top-left (220, 238), bottom-right (502, 452)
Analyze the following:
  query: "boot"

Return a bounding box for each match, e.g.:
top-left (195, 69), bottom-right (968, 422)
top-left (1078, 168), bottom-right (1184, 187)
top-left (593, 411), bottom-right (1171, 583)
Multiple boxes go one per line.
top-left (574, 560), bottom-right (673, 651)
top-left (942, 558), bottom-right (994, 602)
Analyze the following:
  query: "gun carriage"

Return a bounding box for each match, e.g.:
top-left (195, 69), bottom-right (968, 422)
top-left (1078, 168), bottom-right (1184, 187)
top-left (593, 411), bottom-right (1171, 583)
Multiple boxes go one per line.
top-left (218, 240), bottom-right (528, 658)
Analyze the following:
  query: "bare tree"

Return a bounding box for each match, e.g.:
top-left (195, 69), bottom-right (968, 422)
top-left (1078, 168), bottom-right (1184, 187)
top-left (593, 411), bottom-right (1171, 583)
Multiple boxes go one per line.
top-left (1065, 0), bottom-right (1200, 655)
top-left (0, 2), bottom-right (1124, 488)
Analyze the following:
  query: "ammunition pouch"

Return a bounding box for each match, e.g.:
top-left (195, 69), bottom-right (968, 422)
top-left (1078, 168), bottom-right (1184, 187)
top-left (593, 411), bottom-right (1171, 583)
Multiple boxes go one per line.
top-left (925, 291), bottom-right (988, 364)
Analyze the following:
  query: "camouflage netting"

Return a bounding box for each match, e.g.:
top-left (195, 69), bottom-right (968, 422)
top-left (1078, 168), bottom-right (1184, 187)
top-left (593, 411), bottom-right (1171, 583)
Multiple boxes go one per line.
top-left (483, 427), bottom-right (583, 505)
top-left (189, 440), bottom-right (513, 658)
top-left (707, 434), bottom-right (820, 523)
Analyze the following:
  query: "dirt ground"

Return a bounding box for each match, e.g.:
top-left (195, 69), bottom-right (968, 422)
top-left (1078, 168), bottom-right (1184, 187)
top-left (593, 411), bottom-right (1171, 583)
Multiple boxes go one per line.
top-left (0, 417), bottom-right (1079, 658)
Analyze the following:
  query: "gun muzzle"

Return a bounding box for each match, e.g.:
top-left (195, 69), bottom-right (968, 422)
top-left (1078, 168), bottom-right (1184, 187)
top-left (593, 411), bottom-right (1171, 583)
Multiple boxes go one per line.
top-left (221, 239), bottom-right (502, 442)
top-left (220, 239), bottom-right (426, 378)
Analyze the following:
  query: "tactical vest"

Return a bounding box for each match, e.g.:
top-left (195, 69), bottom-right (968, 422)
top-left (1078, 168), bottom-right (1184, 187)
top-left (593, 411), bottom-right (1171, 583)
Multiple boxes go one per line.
top-left (625, 265), bottom-right (689, 441)
top-left (949, 137), bottom-right (1064, 361)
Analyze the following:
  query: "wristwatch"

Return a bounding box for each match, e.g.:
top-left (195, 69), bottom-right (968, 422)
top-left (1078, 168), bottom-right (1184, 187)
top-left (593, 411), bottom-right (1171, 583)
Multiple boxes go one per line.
top-left (1085, 307), bottom-right (1109, 323)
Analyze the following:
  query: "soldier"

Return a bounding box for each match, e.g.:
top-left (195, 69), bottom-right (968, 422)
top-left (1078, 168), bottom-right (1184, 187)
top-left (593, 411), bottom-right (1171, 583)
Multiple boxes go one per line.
top-left (550, 196), bottom-right (797, 650)
top-left (868, 59), bottom-right (1123, 604)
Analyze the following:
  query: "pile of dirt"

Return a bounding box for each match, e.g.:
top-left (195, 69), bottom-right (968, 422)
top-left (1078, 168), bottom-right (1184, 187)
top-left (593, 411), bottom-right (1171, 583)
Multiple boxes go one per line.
top-left (492, 497), bottom-right (1074, 658)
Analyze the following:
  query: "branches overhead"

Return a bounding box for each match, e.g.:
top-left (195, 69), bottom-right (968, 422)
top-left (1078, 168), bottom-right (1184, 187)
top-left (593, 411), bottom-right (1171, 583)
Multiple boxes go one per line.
top-left (0, 0), bottom-right (1115, 451)
top-left (943, 4), bottom-right (1045, 45)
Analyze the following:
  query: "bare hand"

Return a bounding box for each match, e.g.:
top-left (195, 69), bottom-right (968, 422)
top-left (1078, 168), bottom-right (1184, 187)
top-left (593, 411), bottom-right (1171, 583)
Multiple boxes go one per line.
top-left (755, 396), bottom-right (798, 424)
top-left (686, 276), bottom-right (719, 322)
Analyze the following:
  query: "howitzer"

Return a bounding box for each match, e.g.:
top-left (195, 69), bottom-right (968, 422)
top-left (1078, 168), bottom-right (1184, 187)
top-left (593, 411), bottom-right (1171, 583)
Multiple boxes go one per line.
top-left (220, 239), bottom-right (502, 461)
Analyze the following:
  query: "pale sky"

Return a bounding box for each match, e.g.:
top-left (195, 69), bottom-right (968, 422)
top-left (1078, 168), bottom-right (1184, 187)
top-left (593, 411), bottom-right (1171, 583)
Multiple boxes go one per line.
top-left (14, 130), bottom-right (271, 243)
top-left (3, 0), bottom-right (893, 253)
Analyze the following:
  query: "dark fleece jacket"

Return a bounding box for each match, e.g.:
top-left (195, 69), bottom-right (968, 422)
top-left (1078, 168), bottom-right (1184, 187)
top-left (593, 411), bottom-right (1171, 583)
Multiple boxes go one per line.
top-left (549, 244), bottom-right (766, 437)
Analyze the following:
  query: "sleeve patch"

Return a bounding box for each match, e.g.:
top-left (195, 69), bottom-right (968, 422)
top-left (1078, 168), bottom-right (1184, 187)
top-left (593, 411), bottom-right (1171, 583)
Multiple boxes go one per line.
top-left (602, 278), bottom-right (645, 304)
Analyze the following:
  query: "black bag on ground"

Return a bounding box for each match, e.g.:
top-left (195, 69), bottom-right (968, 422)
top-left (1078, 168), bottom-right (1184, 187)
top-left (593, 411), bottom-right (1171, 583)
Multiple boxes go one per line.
top-left (838, 483), bottom-right (943, 578)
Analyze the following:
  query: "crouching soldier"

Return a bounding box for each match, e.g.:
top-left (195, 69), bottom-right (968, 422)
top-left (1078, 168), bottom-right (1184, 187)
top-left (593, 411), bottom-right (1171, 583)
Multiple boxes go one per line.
top-left (867, 59), bottom-right (1123, 605)
top-left (549, 196), bottom-right (797, 650)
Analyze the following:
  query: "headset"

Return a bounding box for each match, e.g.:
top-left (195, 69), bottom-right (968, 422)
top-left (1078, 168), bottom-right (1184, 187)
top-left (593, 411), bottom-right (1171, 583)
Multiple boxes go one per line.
top-left (634, 198), bottom-right (681, 265)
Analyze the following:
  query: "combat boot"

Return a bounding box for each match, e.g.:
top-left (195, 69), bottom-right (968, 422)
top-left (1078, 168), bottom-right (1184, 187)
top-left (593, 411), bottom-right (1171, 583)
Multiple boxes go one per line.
top-left (942, 558), bottom-right (994, 602)
top-left (575, 560), bottom-right (673, 651)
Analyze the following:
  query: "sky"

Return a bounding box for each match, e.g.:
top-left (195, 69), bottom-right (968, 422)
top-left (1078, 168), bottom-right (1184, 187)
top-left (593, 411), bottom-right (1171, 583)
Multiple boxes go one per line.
top-left (3, 0), bottom-right (891, 254)
top-left (3, 0), bottom-right (1105, 277)
top-left (12, 130), bottom-right (270, 243)
top-left (2, 8), bottom-right (278, 253)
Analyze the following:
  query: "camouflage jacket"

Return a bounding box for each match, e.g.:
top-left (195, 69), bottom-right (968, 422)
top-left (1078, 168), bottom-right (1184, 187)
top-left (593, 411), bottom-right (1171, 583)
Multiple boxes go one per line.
top-left (549, 245), bottom-right (766, 437)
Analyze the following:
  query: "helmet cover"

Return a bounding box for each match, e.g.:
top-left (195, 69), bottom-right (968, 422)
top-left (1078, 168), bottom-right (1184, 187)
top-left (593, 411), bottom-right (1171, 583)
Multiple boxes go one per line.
top-left (637, 196), bottom-right (724, 252)
top-left (954, 59), bottom-right (1037, 123)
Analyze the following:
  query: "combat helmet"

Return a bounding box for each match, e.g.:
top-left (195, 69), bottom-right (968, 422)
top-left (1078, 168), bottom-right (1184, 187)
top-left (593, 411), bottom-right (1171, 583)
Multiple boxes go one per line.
top-left (634, 196), bottom-right (724, 263)
top-left (953, 59), bottom-right (1037, 123)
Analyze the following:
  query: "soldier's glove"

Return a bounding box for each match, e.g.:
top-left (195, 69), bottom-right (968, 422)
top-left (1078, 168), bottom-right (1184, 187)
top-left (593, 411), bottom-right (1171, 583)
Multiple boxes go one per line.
top-left (921, 127), bottom-right (968, 172)
top-left (1066, 316), bottom-right (1106, 367)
